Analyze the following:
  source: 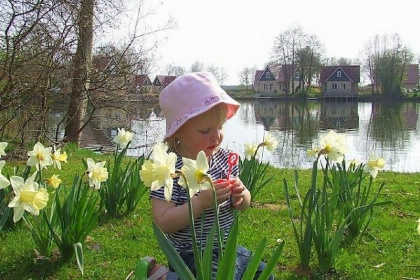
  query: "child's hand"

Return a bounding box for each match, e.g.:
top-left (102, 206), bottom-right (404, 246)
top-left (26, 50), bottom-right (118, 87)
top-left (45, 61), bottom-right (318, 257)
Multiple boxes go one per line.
top-left (228, 178), bottom-right (246, 207)
top-left (198, 179), bottom-right (231, 209)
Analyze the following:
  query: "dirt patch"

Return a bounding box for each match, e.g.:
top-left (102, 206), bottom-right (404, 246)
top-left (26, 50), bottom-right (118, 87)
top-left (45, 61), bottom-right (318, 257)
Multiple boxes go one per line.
top-left (251, 201), bottom-right (287, 211)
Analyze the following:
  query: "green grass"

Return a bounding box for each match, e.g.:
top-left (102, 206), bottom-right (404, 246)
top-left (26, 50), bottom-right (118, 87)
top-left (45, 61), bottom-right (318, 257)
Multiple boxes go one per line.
top-left (1, 148), bottom-right (420, 279)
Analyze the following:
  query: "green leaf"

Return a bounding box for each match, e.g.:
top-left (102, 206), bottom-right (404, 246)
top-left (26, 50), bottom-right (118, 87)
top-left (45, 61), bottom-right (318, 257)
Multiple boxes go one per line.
top-left (257, 240), bottom-right (284, 280)
top-left (74, 242), bottom-right (84, 275)
top-left (152, 222), bottom-right (195, 280)
top-left (216, 214), bottom-right (238, 280)
top-left (241, 237), bottom-right (267, 279)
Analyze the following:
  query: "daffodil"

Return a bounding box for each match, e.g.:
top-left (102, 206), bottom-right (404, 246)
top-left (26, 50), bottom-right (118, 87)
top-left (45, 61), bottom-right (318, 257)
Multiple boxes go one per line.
top-left (46, 174), bottom-right (62, 189)
top-left (244, 143), bottom-right (258, 160)
top-left (51, 147), bottom-right (67, 170)
top-left (307, 147), bottom-right (319, 158)
top-left (0, 142), bottom-right (7, 158)
top-left (262, 132), bottom-right (278, 152)
top-left (140, 143), bottom-right (177, 201)
top-left (0, 160), bottom-right (10, 189)
top-left (86, 158), bottom-right (109, 189)
top-left (179, 150), bottom-right (212, 198)
top-left (317, 130), bottom-right (347, 162)
top-left (113, 128), bottom-right (134, 148)
top-left (27, 142), bottom-right (53, 170)
top-left (8, 172), bottom-right (49, 222)
top-left (364, 155), bottom-right (385, 178)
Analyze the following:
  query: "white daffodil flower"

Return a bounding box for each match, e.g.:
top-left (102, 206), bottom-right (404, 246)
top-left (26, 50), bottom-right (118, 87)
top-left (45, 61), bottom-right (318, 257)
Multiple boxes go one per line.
top-left (244, 143), bottom-right (258, 160)
top-left (263, 132), bottom-right (279, 152)
top-left (318, 130), bottom-right (347, 162)
top-left (179, 150), bottom-right (212, 198)
top-left (86, 158), bottom-right (109, 189)
top-left (113, 128), bottom-right (134, 148)
top-left (140, 143), bottom-right (177, 201)
top-left (0, 160), bottom-right (10, 189)
top-left (364, 155), bottom-right (385, 179)
top-left (0, 142), bottom-right (7, 158)
top-left (27, 142), bottom-right (53, 170)
top-left (51, 147), bottom-right (67, 170)
top-left (8, 172), bottom-right (49, 222)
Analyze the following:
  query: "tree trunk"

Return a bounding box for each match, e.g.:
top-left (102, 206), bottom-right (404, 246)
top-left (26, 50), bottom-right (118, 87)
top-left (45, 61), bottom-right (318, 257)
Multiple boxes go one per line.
top-left (64, 0), bottom-right (94, 145)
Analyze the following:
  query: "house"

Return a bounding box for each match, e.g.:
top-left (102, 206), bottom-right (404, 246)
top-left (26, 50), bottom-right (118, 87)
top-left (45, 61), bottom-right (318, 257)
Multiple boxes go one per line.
top-left (404, 64), bottom-right (419, 91)
top-left (319, 65), bottom-right (360, 99)
top-left (253, 65), bottom-right (299, 95)
top-left (152, 75), bottom-right (177, 92)
top-left (131, 74), bottom-right (153, 94)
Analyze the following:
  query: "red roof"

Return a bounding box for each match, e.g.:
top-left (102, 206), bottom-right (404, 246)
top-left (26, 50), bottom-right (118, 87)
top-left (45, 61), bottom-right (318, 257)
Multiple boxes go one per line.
top-left (320, 65), bottom-right (360, 83)
top-left (132, 74), bottom-right (151, 87)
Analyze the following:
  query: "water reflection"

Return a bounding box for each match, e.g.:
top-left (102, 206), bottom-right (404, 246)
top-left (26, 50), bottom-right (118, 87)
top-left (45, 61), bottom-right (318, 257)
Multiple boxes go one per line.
top-left (44, 100), bottom-right (420, 172)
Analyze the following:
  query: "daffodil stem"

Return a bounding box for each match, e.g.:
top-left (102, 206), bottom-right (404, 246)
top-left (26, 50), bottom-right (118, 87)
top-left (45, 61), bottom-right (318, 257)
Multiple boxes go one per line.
top-left (180, 172), bottom-right (203, 279)
top-left (210, 180), bottom-right (223, 261)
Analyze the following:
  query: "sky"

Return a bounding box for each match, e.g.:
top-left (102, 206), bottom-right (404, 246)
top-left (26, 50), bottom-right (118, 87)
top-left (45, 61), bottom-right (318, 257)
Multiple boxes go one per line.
top-left (128, 0), bottom-right (420, 85)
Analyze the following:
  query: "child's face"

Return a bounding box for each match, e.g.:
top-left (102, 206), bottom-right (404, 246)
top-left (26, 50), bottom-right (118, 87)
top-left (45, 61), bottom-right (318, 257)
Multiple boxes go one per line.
top-left (175, 113), bottom-right (225, 159)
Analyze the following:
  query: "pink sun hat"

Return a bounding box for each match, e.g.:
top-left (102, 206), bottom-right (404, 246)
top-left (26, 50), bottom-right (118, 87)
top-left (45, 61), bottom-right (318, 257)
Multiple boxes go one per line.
top-left (159, 72), bottom-right (240, 140)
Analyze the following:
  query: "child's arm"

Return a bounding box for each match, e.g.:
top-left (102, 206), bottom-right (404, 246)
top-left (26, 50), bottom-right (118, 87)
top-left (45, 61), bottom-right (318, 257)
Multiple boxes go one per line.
top-left (229, 177), bottom-right (251, 211)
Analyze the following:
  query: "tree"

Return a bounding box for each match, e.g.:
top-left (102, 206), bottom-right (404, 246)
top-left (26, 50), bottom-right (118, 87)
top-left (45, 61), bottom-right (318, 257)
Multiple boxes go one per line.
top-left (295, 35), bottom-right (323, 95)
top-left (271, 24), bottom-right (322, 95)
top-left (363, 34), bottom-right (413, 97)
top-left (1, 0), bottom-right (173, 146)
top-left (219, 67), bottom-right (228, 87)
top-left (238, 66), bottom-right (256, 93)
top-left (206, 64), bottom-right (220, 80)
top-left (190, 61), bottom-right (205, 72)
top-left (272, 24), bottom-right (304, 94)
top-left (65, 0), bottom-right (95, 144)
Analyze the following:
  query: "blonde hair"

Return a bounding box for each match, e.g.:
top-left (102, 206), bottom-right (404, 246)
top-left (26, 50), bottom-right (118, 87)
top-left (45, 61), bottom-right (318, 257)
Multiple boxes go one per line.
top-left (165, 103), bottom-right (228, 151)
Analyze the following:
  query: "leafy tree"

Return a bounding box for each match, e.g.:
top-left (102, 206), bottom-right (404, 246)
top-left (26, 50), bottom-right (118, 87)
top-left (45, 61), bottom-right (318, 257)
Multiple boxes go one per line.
top-left (190, 61), bottom-right (205, 72)
top-left (363, 34), bottom-right (413, 97)
top-left (271, 24), bottom-right (323, 95)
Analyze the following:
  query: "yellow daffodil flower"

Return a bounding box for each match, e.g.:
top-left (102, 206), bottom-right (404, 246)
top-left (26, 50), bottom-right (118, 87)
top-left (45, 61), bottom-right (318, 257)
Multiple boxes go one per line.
top-left (0, 160), bottom-right (10, 189)
top-left (0, 142), bottom-right (7, 158)
top-left (86, 158), bottom-right (109, 189)
top-left (179, 150), bottom-right (212, 198)
top-left (27, 142), bottom-right (53, 170)
top-left (113, 128), bottom-right (134, 148)
top-left (317, 130), bottom-right (347, 162)
top-left (46, 174), bottom-right (62, 189)
top-left (51, 147), bottom-right (67, 170)
top-left (8, 172), bottom-right (49, 222)
top-left (244, 143), bottom-right (258, 160)
top-left (364, 155), bottom-right (385, 178)
top-left (263, 132), bottom-right (279, 152)
top-left (140, 143), bottom-right (177, 201)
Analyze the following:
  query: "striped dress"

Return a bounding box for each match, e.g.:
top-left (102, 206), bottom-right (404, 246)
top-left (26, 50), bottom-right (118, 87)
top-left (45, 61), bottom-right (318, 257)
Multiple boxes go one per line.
top-left (150, 148), bottom-right (239, 253)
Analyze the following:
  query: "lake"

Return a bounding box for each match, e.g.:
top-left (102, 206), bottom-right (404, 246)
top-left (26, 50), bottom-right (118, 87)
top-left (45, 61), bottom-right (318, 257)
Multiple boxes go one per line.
top-left (91, 99), bottom-right (420, 173)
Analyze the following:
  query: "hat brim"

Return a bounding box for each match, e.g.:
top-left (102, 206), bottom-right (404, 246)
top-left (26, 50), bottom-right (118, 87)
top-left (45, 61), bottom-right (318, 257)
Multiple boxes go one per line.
top-left (164, 96), bottom-right (239, 140)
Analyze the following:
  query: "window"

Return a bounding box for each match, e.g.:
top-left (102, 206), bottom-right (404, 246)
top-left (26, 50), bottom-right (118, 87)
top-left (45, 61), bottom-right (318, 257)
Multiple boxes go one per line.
top-left (265, 72), bottom-right (271, 79)
top-left (270, 84), bottom-right (273, 90)
top-left (340, 83), bottom-right (346, 90)
top-left (263, 84), bottom-right (268, 90)
top-left (332, 83), bottom-right (338, 90)
top-left (337, 70), bottom-right (341, 77)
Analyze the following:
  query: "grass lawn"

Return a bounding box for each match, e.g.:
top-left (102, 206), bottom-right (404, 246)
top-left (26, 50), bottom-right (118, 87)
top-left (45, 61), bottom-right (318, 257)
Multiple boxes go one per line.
top-left (0, 146), bottom-right (419, 279)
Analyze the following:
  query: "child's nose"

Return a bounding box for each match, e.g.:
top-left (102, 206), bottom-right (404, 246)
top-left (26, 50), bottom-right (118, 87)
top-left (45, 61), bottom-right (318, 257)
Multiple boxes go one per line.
top-left (210, 130), bottom-right (220, 140)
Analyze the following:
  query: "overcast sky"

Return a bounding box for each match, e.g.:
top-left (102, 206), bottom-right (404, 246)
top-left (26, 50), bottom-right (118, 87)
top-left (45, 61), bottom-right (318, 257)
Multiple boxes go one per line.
top-left (124, 0), bottom-right (420, 85)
